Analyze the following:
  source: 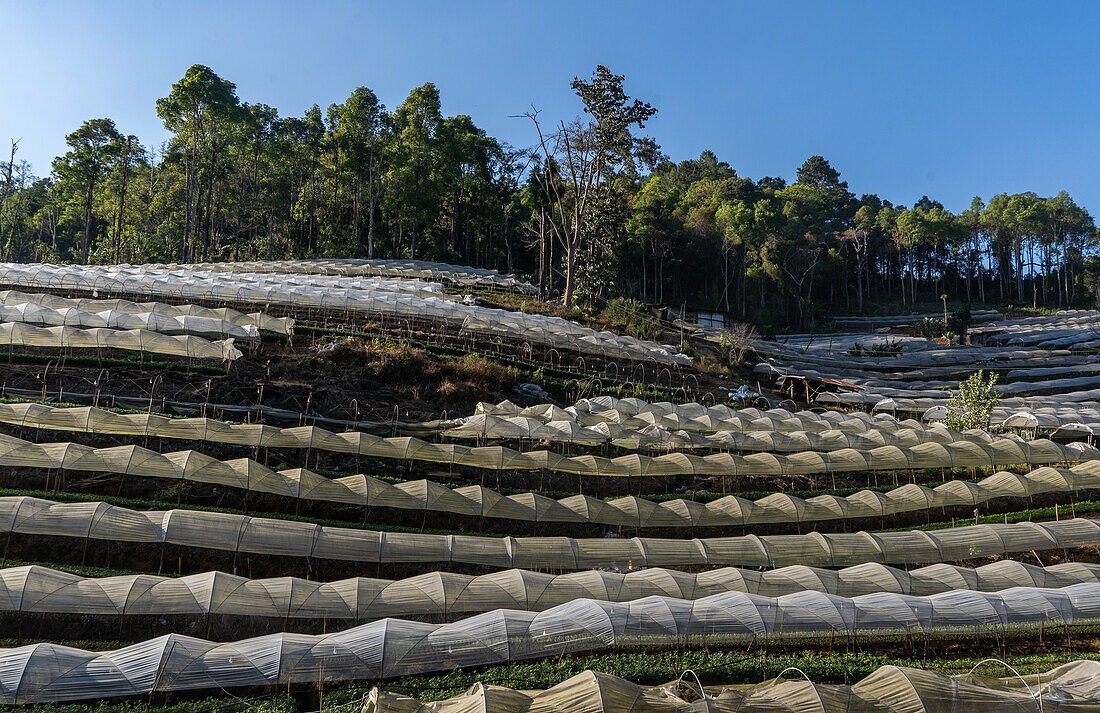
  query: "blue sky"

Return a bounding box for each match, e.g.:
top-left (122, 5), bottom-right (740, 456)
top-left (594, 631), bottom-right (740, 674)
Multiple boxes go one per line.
top-left (2, 1), bottom-right (1097, 212)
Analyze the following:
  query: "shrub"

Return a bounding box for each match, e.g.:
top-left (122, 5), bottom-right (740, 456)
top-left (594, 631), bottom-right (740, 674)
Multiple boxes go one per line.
top-left (945, 370), bottom-right (1001, 431)
top-left (947, 307), bottom-right (972, 336)
top-left (913, 317), bottom-right (946, 338)
top-left (599, 298), bottom-right (662, 341)
top-left (850, 340), bottom-right (902, 357)
top-left (716, 322), bottom-right (759, 367)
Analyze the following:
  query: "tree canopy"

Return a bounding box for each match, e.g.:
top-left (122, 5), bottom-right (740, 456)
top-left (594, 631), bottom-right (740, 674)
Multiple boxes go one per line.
top-left (1, 63), bottom-right (1098, 328)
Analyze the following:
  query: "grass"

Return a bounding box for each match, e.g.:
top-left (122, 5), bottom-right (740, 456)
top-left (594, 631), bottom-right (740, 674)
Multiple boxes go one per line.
top-left (599, 298), bottom-right (664, 341)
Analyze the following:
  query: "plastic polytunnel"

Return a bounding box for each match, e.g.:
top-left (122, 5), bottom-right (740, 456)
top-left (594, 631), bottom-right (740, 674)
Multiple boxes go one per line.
top-left (365, 663), bottom-right (1100, 713)
top-left (3, 417), bottom-right (1100, 528)
top-left (1, 495), bottom-right (1098, 569)
top-left (0, 322), bottom-right (241, 360)
top-left (0, 288), bottom-right (294, 334)
top-left (0, 401), bottom-right (1091, 479)
top-left (442, 412), bottom-right (1014, 452)
top-left (3, 560), bottom-right (1100, 620)
top-left (162, 258), bottom-right (540, 293)
top-left (3, 585), bottom-right (1100, 703)
top-left (0, 301), bottom-right (260, 341)
top-left (0, 263), bottom-right (688, 366)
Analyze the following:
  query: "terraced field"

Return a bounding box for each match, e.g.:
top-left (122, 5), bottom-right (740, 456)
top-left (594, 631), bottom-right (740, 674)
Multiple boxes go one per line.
top-left (0, 268), bottom-right (1097, 712)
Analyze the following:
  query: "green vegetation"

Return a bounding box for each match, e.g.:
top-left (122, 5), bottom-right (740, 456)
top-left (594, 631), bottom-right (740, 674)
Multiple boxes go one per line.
top-left (944, 370), bottom-right (1001, 431)
top-left (599, 299), bottom-right (663, 341)
top-left (715, 323), bottom-right (759, 368)
top-left (848, 340), bottom-right (903, 357)
top-left (294, 327), bottom-right (694, 402)
top-left (2, 66), bottom-right (1097, 329)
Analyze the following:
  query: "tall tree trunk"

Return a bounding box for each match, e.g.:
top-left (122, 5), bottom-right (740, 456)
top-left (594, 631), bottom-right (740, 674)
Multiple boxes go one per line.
top-left (564, 240), bottom-right (576, 307)
top-left (82, 179), bottom-right (95, 264)
top-left (367, 149), bottom-right (377, 259)
top-left (353, 175), bottom-right (362, 257)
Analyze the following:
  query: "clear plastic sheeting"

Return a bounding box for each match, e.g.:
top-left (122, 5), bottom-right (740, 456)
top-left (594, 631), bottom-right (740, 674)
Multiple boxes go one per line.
top-left (0, 263), bottom-right (688, 366)
top-left (760, 333), bottom-right (938, 354)
top-left (995, 406), bottom-right (1100, 430)
top-left (166, 258), bottom-right (539, 293)
top-left (818, 389), bottom-right (1100, 412)
top-left (531, 396), bottom-right (975, 434)
top-left (972, 310), bottom-right (1100, 348)
top-left (4, 584), bottom-right (1100, 703)
top-left (0, 402), bottom-right (1092, 479)
top-left (0, 322), bottom-right (241, 361)
top-left (481, 397), bottom-right (966, 436)
top-left (0, 393), bottom-right (1036, 455)
top-left (67, 265), bottom-right (448, 297)
top-left (4, 560), bottom-right (1100, 620)
top-left (750, 328), bottom-right (1100, 410)
top-left (756, 359), bottom-right (1100, 398)
top-left (0, 288), bottom-right (293, 335)
top-left (0, 301), bottom-right (260, 341)
top-left (833, 309), bottom-right (1003, 327)
top-left (366, 663), bottom-right (1100, 713)
top-left (4, 416), bottom-right (1100, 528)
top-left (443, 412), bottom-right (1009, 452)
top-left (0, 495), bottom-right (1096, 569)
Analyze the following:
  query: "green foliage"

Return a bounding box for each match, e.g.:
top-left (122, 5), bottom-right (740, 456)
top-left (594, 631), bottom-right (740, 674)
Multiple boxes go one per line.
top-left (946, 306), bottom-right (971, 335)
top-left (715, 322), bottom-right (759, 367)
top-left (849, 340), bottom-right (902, 357)
top-left (599, 298), bottom-right (661, 340)
top-left (912, 317), bottom-right (946, 338)
top-left (944, 370), bottom-right (1001, 431)
top-left (1, 65), bottom-right (1098, 328)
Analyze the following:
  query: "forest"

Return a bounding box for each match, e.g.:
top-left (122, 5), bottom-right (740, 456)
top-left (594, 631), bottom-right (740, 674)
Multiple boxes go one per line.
top-left (1, 63), bottom-right (1096, 329)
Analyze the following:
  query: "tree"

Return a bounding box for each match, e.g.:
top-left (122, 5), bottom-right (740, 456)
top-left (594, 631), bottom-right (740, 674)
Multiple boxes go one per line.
top-left (945, 370), bottom-right (1001, 431)
top-left (331, 87), bottom-right (386, 257)
top-left (524, 65), bottom-right (659, 306)
top-left (6, 64), bottom-right (1100, 325)
top-left (156, 64), bottom-right (241, 261)
top-left (52, 118), bottom-right (123, 263)
top-left (390, 83), bottom-right (443, 259)
top-left (840, 204), bottom-right (875, 312)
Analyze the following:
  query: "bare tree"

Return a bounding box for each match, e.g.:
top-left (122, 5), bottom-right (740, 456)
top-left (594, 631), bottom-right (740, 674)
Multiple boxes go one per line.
top-left (521, 111), bottom-right (599, 306)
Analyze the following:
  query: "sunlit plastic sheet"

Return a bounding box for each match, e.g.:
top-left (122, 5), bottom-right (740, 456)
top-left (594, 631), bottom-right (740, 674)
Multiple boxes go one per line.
top-left (0, 322), bottom-right (240, 360)
top-left (0, 301), bottom-right (259, 341)
top-left (4, 585), bottom-right (1100, 703)
top-left (23, 265), bottom-right (448, 298)
top-left (1, 417), bottom-right (1099, 528)
top-left (0, 263), bottom-right (687, 365)
top-left (0, 391), bottom-right (1064, 459)
top-left (165, 258), bottom-right (539, 293)
top-left (365, 663), bottom-right (1100, 713)
top-left (0, 402), bottom-right (1089, 480)
top-left (0, 288), bottom-right (293, 335)
top-left (443, 413), bottom-right (1010, 452)
top-left (3, 560), bottom-right (1100, 620)
top-left (474, 395), bottom-right (1040, 438)
top-left (0, 496), bottom-right (1096, 569)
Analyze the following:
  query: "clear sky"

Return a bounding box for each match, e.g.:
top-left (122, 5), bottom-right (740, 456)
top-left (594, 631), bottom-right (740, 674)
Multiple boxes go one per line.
top-left (2, 1), bottom-right (1097, 212)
